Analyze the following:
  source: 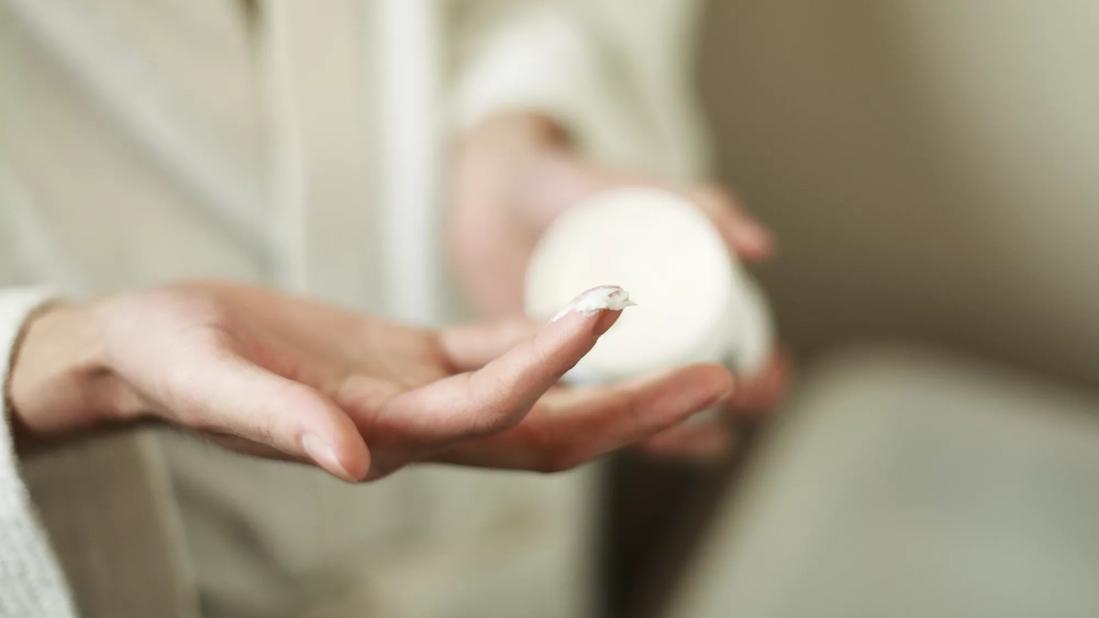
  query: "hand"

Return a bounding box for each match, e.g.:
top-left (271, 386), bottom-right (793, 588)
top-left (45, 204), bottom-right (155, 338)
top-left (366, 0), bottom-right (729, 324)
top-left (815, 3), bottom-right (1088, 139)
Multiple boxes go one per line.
top-left (448, 113), bottom-right (789, 460)
top-left (7, 282), bottom-right (734, 481)
top-left (448, 113), bottom-right (775, 317)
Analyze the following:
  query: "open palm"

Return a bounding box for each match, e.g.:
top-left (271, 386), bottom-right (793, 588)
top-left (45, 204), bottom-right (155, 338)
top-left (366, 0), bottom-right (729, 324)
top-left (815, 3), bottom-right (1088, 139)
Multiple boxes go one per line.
top-left (72, 282), bottom-right (732, 481)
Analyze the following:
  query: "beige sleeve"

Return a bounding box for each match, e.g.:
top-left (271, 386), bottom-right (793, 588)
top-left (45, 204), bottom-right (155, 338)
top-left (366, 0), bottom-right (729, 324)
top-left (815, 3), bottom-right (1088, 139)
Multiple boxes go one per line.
top-left (0, 287), bottom-right (77, 618)
top-left (449, 0), bottom-right (712, 180)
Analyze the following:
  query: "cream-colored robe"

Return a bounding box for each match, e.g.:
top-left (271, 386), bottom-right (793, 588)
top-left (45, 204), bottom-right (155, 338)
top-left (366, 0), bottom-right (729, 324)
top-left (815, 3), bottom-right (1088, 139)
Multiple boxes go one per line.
top-left (0, 1), bottom-right (709, 616)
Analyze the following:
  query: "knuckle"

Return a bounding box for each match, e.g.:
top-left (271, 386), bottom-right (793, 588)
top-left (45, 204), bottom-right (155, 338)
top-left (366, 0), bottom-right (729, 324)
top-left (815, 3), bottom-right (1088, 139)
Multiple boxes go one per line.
top-left (471, 404), bottom-right (524, 437)
top-left (248, 413), bottom-right (282, 449)
top-left (464, 375), bottom-right (527, 436)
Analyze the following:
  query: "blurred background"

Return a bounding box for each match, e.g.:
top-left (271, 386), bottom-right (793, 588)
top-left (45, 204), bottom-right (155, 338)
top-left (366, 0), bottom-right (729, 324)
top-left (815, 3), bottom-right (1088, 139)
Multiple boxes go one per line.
top-left (702, 0), bottom-right (1098, 378)
top-left (611, 2), bottom-right (1099, 617)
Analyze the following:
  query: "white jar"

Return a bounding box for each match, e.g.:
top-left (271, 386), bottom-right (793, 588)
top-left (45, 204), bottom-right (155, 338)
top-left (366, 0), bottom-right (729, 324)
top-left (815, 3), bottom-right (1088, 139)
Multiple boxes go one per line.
top-left (525, 188), bottom-right (773, 383)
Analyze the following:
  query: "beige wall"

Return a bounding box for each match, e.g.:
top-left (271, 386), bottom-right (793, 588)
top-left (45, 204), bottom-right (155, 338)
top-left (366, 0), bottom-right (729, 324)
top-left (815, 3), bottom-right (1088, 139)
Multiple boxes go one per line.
top-left (698, 0), bottom-right (1099, 386)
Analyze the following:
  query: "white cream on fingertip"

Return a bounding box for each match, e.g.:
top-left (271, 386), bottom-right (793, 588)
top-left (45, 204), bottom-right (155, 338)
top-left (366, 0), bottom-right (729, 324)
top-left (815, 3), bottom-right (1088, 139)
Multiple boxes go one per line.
top-left (551, 285), bottom-right (636, 322)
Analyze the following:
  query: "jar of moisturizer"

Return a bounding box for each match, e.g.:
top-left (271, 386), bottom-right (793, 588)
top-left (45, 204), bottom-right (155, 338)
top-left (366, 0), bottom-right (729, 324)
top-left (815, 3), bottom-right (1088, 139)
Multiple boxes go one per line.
top-left (525, 187), bottom-right (772, 383)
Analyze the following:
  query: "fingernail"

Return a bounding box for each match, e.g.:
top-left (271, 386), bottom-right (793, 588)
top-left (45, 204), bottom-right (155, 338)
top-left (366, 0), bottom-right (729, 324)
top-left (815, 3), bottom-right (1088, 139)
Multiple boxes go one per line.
top-left (550, 285), bottom-right (635, 323)
top-left (302, 433), bottom-right (351, 480)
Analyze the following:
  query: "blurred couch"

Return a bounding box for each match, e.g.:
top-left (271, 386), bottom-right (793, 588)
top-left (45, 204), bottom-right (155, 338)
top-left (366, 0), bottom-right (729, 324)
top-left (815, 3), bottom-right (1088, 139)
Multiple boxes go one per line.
top-left (651, 2), bottom-right (1099, 617)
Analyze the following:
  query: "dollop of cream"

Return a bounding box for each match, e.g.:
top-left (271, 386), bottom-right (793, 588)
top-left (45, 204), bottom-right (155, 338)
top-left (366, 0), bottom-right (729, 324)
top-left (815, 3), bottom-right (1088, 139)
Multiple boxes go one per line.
top-left (551, 285), bottom-right (636, 322)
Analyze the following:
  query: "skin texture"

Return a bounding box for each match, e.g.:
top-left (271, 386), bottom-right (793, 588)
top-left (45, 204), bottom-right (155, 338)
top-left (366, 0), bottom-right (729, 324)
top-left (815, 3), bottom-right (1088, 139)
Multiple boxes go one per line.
top-left (8, 282), bottom-right (734, 482)
top-left (449, 113), bottom-right (789, 459)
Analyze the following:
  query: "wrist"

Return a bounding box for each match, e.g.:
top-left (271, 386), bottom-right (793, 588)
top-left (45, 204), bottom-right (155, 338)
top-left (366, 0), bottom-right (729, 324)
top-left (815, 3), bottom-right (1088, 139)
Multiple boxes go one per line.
top-left (459, 111), bottom-right (572, 156)
top-left (456, 113), bottom-right (573, 192)
top-left (7, 299), bottom-right (136, 441)
top-left (454, 112), bottom-right (587, 228)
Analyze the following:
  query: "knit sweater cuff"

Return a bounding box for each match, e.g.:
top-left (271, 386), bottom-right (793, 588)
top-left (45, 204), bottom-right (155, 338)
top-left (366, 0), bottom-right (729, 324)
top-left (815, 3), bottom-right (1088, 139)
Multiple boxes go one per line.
top-left (0, 288), bottom-right (77, 618)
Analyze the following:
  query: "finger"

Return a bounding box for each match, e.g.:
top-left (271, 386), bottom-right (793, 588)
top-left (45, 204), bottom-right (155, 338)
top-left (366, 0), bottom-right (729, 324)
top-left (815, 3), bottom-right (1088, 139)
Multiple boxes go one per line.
top-left (690, 186), bottom-right (774, 262)
top-left (635, 419), bottom-right (737, 461)
top-left (438, 316), bottom-right (538, 371)
top-left (376, 286), bottom-right (629, 447)
top-left (433, 363), bottom-right (734, 472)
top-left (629, 352), bottom-right (788, 466)
top-left (727, 348), bottom-right (792, 414)
top-left (177, 350), bottom-right (370, 482)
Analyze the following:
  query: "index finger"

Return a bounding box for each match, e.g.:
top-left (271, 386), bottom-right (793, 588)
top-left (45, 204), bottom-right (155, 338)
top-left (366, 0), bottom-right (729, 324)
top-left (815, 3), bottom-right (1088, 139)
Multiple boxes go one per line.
top-left (375, 286), bottom-right (632, 445)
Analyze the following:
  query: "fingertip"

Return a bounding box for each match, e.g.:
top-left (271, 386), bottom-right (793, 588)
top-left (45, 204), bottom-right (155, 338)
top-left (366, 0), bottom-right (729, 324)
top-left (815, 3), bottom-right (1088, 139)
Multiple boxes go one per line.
top-left (290, 389), bottom-right (371, 482)
top-left (591, 307), bottom-right (622, 336)
top-left (320, 410), bottom-right (373, 482)
top-left (337, 435), bottom-right (372, 482)
top-left (543, 303), bottom-right (613, 337)
top-left (526, 304), bottom-right (620, 377)
top-left (729, 348), bottom-right (791, 414)
top-left (548, 285), bottom-right (634, 327)
top-left (692, 363), bottom-right (736, 407)
top-left (733, 224), bottom-right (776, 262)
top-left (534, 287), bottom-right (629, 362)
top-left (302, 432), bottom-right (370, 482)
